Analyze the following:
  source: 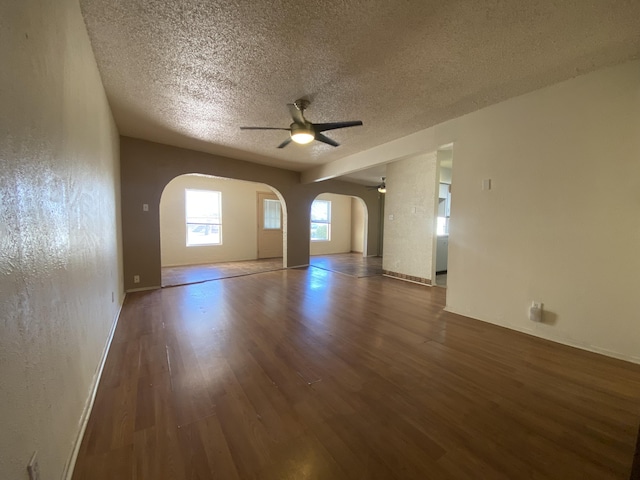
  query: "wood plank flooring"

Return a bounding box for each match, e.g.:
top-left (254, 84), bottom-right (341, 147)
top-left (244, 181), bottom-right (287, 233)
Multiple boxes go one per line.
top-left (73, 268), bottom-right (640, 479)
top-left (162, 258), bottom-right (284, 287)
top-left (310, 253), bottom-right (383, 277)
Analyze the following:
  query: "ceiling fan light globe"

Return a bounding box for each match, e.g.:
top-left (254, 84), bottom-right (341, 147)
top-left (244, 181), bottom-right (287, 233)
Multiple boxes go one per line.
top-left (290, 123), bottom-right (314, 144)
top-left (291, 132), bottom-right (314, 144)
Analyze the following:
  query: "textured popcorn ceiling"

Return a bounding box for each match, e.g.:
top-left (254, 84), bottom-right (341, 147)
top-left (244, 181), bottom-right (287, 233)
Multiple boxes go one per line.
top-left (80, 0), bottom-right (640, 172)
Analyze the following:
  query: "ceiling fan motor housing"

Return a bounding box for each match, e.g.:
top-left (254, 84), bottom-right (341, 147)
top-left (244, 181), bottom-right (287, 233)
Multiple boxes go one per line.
top-left (291, 122), bottom-right (313, 135)
top-left (293, 98), bottom-right (310, 112)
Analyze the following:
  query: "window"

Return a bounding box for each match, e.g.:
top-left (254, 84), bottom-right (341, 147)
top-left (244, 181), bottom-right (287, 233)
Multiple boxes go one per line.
top-left (263, 198), bottom-right (281, 230)
top-left (310, 199), bottom-right (331, 241)
top-left (437, 216), bottom-right (449, 236)
top-left (185, 189), bottom-right (222, 246)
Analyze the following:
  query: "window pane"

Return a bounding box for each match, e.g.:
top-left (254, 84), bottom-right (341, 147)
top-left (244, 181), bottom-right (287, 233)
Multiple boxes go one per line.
top-left (310, 199), bottom-right (331, 241)
top-left (311, 200), bottom-right (330, 222)
top-left (185, 189), bottom-right (222, 246)
top-left (187, 223), bottom-right (221, 245)
top-left (310, 222), bottom-right (330, 241)
top-left (437, 216), bottom-right (449, 236)
top-left (263, 199), bottom-right (281, 229)
top-left (186, 190), bottom-right (221, 224)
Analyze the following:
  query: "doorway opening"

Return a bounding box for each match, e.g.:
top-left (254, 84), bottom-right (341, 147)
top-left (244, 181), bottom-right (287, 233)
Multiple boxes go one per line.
top-left (433, 145), bottom-right (453, 287)
top-left (308, 193), bottom-right (381, 277)
top-left (159, 173), bottom-right (286, 287)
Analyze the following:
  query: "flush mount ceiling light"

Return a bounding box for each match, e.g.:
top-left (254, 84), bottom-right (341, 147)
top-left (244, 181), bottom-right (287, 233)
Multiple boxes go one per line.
top-left (241, 98), bottom-right (363, 148)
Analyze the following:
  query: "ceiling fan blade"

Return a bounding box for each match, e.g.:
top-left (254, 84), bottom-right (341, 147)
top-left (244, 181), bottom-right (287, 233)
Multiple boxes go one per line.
top-left (240, 126), bottom-right (291, 131)
top-left (314, 133), bottom-right (339, 147)
top-left (287, 103), bottom-right (305, 125)
top-left (277, 137), bottom-right (293, 149)
top-left (313, 120), bottom-right (363, 133)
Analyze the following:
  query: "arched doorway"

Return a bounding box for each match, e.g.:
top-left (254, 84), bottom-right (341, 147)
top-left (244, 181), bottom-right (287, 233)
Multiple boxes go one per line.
top-left (158, 173), bottom-right (287, 287)
top-left (308, 193), bottom-right (381, 277)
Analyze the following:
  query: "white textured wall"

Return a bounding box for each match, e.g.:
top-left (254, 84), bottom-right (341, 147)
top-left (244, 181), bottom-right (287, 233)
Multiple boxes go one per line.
top-left (382, 154), bottom-right (438, 280)
top-left (446, 60), bottom-right (640, 362)
top-left (337, 60), bottom-right (639, 363)
top-left (310, 193), bottom-right (352, 255)
top-left (0, 1), bottom-right (122, 479)
top-left (350, 197), bottom-right (365, 253)
top-left (160, 175), bottom-right (273, 266)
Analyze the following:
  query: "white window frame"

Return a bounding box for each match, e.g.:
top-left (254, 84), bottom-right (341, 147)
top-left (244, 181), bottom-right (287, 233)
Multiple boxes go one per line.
top-left (185, 189), bottom-right (222, 246)
top-left (263, 198), bottom-right (282, 230)
top-left (310, 199), bottom-right (331, 242)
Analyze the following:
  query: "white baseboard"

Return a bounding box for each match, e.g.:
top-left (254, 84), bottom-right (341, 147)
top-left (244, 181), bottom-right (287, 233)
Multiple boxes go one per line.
top-left (62, 295), bottom-right (124, 480)
top-left (443, 306), bottom-right (640, 365)
top-left (126, 285), bottom-right (160, 293)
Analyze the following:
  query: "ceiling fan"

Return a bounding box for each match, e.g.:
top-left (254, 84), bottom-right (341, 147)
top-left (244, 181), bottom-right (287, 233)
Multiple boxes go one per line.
top-left (367, 177), bottom-right (386, 193)
top-left (240, 99), bottom-right (363, 148)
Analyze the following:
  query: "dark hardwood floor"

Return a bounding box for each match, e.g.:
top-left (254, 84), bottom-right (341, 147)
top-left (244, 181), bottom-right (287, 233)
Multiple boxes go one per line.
top-left (310, 253), bottom-right (383, 277)
top-left (73, 268), bottom-right (640, 479)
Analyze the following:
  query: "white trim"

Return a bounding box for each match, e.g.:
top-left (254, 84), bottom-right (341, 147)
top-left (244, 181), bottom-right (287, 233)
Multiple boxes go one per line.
top-left (62, 295), bottom-right (124, 480)
top-left (126, 285), bottom-right (160, 293)
top-left (443, 306), bottom-right (640, 366)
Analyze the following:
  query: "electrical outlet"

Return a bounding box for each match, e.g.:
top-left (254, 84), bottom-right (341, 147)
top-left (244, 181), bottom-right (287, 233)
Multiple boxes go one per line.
top-left (27, 451), bottom-right (40, 480)
top-left (529, 301), bottom-right (543, 322)
top-left (143, 203), bottom-right (149, 212)
top-left (133, 275), bottom-right (140, 284)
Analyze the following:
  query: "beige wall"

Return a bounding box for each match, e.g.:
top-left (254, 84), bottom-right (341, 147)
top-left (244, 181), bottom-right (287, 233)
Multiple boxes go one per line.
top-left (0, 1), bottom-right (122, 478)
top-left (382, 153), bottom-right (438, 281)
top-left (351, 198), bottom-right (366, 253)
top-left (310, 193), bottom-right (353, 255)
top-left (320, 61), bottom-right (640, 363)
top-left (445, 60), bottom-right (640, 363)
top-left (120, 137), bottom-right (381, 290)
top-left (160, 174), bottom-right (274, 266)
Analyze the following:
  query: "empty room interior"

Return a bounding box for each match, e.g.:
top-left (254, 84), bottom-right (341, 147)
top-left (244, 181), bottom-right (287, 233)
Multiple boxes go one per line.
top-left (2, 1), bottom-right (640, 479)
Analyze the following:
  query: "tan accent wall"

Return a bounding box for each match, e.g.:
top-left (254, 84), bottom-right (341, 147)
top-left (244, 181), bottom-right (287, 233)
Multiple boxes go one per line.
top-left (0, 1), bottom-right (122, 478)
top-left (120, 137), bottom-right (381, 290)
top-left (310, 193), bottom-right (353, 255)
top-left (160, 174), bottom-right (273, 266)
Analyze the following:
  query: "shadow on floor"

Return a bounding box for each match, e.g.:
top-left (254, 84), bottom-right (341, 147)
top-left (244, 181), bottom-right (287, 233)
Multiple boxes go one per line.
top-left (162, 253), bottom-right (383, 288)
top-left (310, 253), bottom-right (382, 278)
top-left (162, 258), bottom-right (284, 287)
